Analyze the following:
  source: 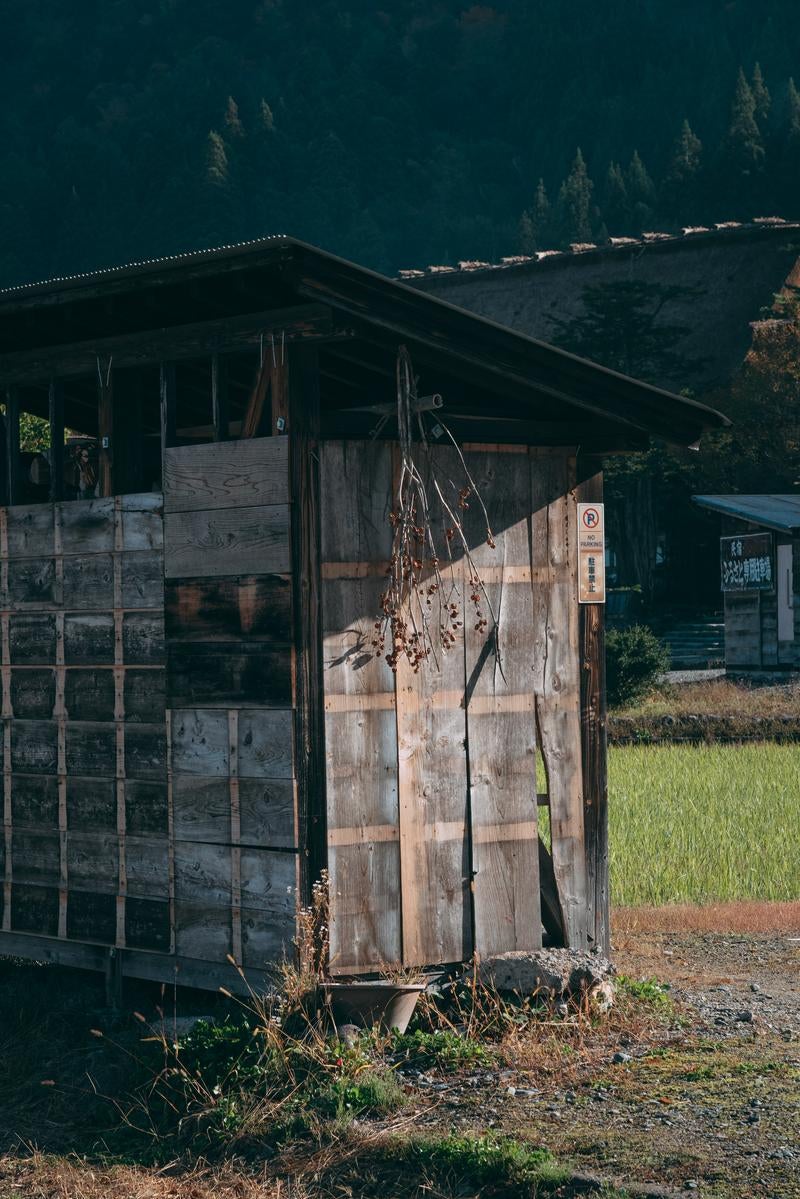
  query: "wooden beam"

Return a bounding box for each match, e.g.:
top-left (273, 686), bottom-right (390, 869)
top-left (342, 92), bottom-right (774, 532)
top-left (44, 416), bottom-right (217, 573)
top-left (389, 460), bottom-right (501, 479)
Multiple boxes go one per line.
top-left (288, 344), bottom-right (326, 904)
top-left (211, 353), bottom-right (229, 442)
top-left (577, 458), bottom-right (609, 953)
top-left (97, 362), bottom-right (113, 498)
top-left (48, 380), bottom-right (65, 502)
top-left (160, 363), bottom-right (177, 470)
top-left (4, 386), bottom-right (20, 506)
top-left (0, 304), bottom-right (342, 385)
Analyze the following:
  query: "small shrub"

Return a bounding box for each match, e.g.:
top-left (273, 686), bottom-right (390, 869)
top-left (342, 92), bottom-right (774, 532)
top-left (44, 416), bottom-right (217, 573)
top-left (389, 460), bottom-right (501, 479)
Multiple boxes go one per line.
top-left (317, 1068), bottom-right (406, 1119)
top-left (391, 1028), bottom-right (492, 1069)
top-left (391, 1133), bottom-right (566, 1191)
top-left (606, 625), bottom-right (670, 707)
top-left (616, 974), bottom-right (673, 1013)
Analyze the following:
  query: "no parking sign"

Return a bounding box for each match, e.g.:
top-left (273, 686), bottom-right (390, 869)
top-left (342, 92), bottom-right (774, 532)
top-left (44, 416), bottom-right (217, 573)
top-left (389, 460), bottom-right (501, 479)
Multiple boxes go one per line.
top-left (577, 502), bottom-right (605, 604)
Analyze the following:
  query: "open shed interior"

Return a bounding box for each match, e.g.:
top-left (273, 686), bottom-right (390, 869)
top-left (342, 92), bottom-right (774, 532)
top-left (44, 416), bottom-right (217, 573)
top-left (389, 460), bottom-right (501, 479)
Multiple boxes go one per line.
top-left (0, 238), bottom-right (728, 991)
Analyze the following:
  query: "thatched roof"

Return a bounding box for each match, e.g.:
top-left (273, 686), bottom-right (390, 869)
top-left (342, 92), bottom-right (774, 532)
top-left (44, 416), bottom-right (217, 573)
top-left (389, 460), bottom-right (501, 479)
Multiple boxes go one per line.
top-left (405, 220), bottom-right (800, 392)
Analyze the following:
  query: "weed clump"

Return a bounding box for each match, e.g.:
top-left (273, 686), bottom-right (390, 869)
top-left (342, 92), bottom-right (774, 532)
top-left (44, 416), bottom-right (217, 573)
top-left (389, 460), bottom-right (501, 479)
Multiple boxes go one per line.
top-left (387, 1132), bottom-right (567, 1193)
top-left (615, 975), bottom-right (674, 1014)
top-left (391, 1027), bottom-right (493, 1069)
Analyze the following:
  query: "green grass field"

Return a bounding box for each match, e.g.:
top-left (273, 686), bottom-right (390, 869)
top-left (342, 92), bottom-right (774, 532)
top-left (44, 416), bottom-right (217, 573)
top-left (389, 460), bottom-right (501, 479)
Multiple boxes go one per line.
top-left (608, 744), bottom-right (800, 907)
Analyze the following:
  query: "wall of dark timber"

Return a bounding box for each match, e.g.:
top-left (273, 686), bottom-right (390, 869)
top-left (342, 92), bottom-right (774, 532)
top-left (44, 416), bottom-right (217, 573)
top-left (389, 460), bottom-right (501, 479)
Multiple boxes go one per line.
top-left (0, 436), bottom-right (299, 991)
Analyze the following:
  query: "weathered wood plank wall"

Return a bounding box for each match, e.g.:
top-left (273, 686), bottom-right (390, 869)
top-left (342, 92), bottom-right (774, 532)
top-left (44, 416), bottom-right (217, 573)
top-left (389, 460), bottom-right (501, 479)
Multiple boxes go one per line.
top-left (0, 494), bottom-right (169, 951)
top-left (320, 440), bottom-right (589, 970)
top-left (163, 436), bottom-right (298, 972)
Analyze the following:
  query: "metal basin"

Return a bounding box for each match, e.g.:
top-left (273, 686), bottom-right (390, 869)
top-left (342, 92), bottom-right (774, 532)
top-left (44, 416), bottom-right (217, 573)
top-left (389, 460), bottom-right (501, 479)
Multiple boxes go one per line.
top-left (323, 980), bottom-right (426, 1034)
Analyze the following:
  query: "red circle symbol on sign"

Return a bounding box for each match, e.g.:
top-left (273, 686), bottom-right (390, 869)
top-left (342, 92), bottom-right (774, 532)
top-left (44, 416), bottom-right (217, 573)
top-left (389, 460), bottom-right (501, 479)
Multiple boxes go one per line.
top-left (582, 507), bottom-right (600, 529)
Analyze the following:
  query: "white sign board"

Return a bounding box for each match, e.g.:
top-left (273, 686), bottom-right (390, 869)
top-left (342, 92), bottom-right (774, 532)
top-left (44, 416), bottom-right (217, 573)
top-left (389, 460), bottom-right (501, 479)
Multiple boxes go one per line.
top-left (577, 502), bottom-right (606, 604)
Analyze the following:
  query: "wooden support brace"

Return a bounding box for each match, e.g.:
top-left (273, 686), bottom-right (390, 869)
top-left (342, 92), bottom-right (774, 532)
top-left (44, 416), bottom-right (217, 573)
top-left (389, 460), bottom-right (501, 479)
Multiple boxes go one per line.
top-left (211, 353), bottom-right (229, 442)
top-left (288, 345), bottom-right (325, 904)
top-left (160, 363), bottom-right (177, 468)
top-left (97, 361), bottom-right (113, 498)
top-left (49, 380), bottom-right (65, 502)
top-left (4, 387), bottom-right (20, 507)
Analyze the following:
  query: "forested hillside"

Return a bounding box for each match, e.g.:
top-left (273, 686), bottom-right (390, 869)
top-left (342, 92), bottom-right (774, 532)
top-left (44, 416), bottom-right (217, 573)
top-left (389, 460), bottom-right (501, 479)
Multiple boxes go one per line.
top-left (1, 0), bottom-right (800, 285)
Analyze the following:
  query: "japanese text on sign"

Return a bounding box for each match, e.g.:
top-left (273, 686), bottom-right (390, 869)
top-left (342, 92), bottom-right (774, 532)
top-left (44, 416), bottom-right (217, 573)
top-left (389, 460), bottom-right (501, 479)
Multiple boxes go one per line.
top-left (720, 532), bottom-right (774, 592)
top-left (578, 502), bottom-right (606, 604)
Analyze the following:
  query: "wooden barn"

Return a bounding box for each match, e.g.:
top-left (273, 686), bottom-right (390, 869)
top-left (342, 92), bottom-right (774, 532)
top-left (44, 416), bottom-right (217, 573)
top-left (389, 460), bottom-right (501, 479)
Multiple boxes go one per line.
top-left (0, 238), bottom-right (727, 992)
top-left (693, 495), bottom-right (800, 671)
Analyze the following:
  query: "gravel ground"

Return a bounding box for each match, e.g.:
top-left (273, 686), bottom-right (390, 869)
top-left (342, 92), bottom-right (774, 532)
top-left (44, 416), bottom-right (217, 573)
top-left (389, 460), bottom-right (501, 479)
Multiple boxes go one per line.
top-left (389, 930), bottom-right (800, 1198)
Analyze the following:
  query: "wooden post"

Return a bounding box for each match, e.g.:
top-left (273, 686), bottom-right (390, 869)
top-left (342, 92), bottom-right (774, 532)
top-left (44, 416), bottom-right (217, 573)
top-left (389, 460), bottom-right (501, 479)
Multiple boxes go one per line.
top-left (49, 380), bottom-right (65, 502)
top-left (160, 363), bottom-right (177, 478)
top-left (577, 457), bottom-right (609, 953)
top-left (5, 387), bottom-right (20, 506)
top-left (530, 447), bottom-right (588, 949)
top-left (97, 361), bottom-right (113, 498)
top-left (272, 338), bottom-right (291, 436)
top-left (211, 353), bottom-right (229, 442)
top-left (287, 345), bottom-right (325, 904)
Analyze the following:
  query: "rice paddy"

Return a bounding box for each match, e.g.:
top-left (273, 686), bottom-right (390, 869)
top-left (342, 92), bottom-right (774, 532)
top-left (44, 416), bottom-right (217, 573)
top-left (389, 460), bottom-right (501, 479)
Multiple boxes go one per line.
top-left (608, 744), bottom-right (800, 907)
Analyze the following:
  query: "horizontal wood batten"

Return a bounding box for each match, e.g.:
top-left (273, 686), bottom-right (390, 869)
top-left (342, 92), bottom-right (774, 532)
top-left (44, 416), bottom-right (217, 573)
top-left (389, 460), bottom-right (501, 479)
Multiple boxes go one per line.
top-left (0, 928), bottom-right (269, 994)
top-left (327, 819), bottom-right (540, 848)
top-left (320, 561), bottom-right (534, 583)
top-left (323, 690), bottom-right (534, 713)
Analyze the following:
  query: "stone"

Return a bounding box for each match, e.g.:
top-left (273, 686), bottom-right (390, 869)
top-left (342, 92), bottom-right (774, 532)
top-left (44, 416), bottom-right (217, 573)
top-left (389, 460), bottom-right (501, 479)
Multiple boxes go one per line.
top-left (337, 1023), bottom-right (362, 1047)
top-left (613, 1051), bottom-right (632, 1064)
top-left (735, 1010), bottom-right (754, 1023)
top-left (476, 948), bottom-right (614, 1000)
top-left (590, 978), bottom-right (615, 1013)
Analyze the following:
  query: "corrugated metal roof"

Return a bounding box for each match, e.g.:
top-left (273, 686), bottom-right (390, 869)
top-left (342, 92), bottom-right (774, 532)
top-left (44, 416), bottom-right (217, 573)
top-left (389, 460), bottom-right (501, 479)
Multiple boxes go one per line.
top-left (0, 233), bottom-right (291, 300)
top-left (693, 494), bottom-right (800, 532)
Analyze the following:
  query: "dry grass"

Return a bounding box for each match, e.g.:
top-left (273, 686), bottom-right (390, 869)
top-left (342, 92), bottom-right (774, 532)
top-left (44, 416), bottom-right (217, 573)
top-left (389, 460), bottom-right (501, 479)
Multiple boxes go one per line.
top-left (614, 899), bottom-right (800, 935)
top-left (614, 677), bottom-right (800, 719)
top-left (0, 1152), bottom-right (284, 1199)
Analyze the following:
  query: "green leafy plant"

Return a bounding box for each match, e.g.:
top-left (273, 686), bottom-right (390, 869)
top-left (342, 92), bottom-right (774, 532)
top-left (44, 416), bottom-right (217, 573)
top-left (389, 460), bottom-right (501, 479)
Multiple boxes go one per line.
top-left (391, 1028), bottom-right (492, 1069)
top-left (389, 1133), bottom-right (566, 1191)
top-left (606, 625), bottom-right (670, 707)
top-left (616, 974), bottom-right (673, 1012)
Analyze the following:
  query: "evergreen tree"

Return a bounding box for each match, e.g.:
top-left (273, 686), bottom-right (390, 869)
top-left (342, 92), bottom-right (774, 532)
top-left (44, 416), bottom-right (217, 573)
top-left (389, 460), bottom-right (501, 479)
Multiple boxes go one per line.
top-left (751, 62), bottom-right (771, 124)
top-left (518, 210), bottom-right (535, 255)
top-left (602, 162), bottom-right (629, 234)
top-left (224, 96), bottom-right (244, 138)
top-left (555, 149), bottom-right (594, 245)
top-left (724, 68), bottom-right (765, 176)
top-left (205, 130), bottom-right (229, 187)
top-left (779, 78), bottom-right (800, 213)
top-left (625, 150), bottom-right (655, 231)
top-left (787, 78), bottom-right (800, 142)
top-left (518, 178), bottom-right (551, 253)
top-left (662, 119), bottom-right (703, 224)
top-left (259, 100), bottom-right (275, 132)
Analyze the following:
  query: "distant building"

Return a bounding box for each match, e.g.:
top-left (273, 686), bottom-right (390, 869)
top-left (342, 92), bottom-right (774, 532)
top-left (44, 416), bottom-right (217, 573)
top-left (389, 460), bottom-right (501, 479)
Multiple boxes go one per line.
top-left (405, 221), bottom-right (800, 608)
top-left (693, 495), bottom-right (800, 671)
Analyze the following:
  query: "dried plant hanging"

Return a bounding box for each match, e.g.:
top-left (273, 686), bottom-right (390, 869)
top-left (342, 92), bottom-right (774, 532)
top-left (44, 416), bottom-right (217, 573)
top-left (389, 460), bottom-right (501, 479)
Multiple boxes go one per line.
top-left (372, 345), bottom-right (501, 675)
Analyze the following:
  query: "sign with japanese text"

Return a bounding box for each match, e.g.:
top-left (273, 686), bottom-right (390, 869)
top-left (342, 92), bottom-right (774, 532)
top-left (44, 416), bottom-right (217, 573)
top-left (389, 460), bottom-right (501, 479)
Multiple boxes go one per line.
top-left (720, 532), bottom-right (774, 592)
top-left (578, 502), bottom-right (606, 604)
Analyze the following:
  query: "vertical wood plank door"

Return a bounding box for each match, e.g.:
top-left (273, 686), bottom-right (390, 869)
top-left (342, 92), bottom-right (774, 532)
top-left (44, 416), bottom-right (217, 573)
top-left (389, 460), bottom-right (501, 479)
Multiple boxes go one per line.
top-left (394, 446), bottom-right (470, 968)
top-left (320, 440), bottom-right (545, 972)
top-left (319, 442), bottom-right (402, 972)
top-left (462, 447), bottom-right (541, 956)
